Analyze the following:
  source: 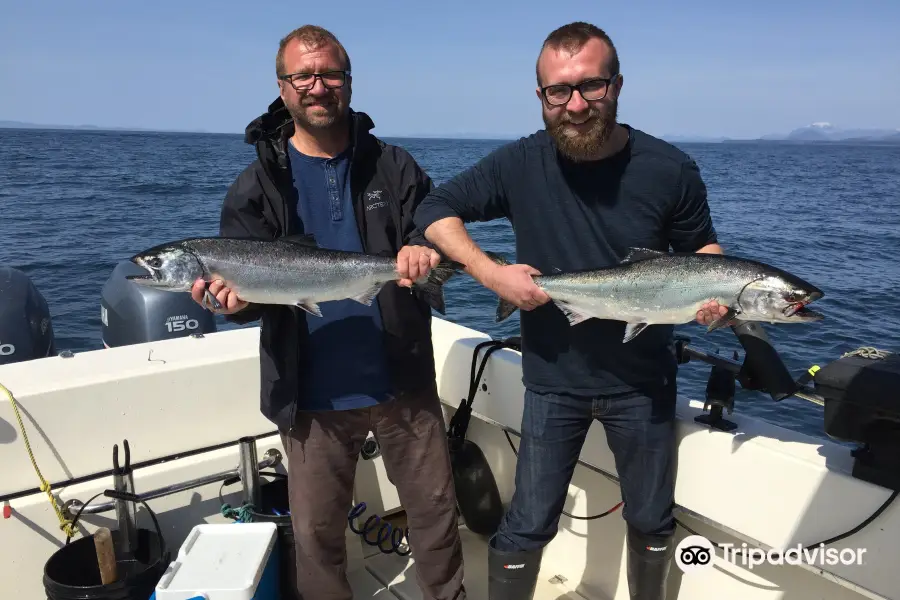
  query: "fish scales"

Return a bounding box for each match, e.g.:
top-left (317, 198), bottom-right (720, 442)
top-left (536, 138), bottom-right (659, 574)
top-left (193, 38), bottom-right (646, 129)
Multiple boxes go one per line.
top-left (126, 235), bottom-right (464, 316)
top-left (187, 238), bottom-right (397, 306)
top-left (488, 249), bottom-right (824, 343)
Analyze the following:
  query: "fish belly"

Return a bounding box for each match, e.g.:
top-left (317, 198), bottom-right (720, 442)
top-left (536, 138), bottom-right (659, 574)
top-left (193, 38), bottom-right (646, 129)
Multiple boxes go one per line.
top-left (544, 277), bottom-right (734, 325)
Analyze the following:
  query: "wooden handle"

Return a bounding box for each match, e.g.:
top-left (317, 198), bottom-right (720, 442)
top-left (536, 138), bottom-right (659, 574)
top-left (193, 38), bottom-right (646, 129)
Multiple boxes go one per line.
top-left (94, 527), bottom-right (118, 584)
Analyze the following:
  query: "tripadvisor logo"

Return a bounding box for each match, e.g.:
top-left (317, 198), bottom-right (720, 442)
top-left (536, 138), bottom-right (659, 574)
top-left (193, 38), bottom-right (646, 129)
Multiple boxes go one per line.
top-left (675, 535), bottom-right (866, 573)
top-left (721, 542), bottom-right (866, 570)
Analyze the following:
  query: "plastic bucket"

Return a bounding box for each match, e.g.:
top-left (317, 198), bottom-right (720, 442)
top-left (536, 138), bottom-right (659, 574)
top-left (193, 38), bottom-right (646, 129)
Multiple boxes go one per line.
top-left (43, 527), bottom-right (168, 600)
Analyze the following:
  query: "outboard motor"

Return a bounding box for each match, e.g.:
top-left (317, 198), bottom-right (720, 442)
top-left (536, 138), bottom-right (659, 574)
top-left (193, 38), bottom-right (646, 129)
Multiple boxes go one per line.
top-left (0, 267), bottom-right (56, 364)
top-left (817, 349), bottom-right (900, 491)
top-left (100, 260), bottom-right (216, 348)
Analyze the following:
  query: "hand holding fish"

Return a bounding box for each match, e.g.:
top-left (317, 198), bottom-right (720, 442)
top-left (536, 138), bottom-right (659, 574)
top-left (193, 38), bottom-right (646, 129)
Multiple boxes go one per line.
top-left (485, 263), bottom-right (551, 312)
top-left (190, 278), bottom-right (249, 314)
top-left (696, 300), bottom-right (730, 327)
top-left (396, 245), bottom-right (442, 288)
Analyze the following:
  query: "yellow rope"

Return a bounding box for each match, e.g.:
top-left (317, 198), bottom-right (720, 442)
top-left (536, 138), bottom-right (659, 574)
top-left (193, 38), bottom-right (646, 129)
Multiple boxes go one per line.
top-left (1, 381), bottom-right (76, 538)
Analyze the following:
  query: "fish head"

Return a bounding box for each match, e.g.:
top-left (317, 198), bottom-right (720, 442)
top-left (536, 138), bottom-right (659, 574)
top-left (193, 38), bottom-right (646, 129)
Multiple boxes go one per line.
top-left (738, 273), bottom-right (824, 324)
top-left (125, 242), bottom-right (203, 291)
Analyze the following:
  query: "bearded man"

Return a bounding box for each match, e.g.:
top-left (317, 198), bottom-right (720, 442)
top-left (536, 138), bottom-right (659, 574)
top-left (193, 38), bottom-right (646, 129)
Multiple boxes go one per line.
top-left (412, 21), bottom-right (725, 600)
top-left (193, 24), bottom-right (467, 600)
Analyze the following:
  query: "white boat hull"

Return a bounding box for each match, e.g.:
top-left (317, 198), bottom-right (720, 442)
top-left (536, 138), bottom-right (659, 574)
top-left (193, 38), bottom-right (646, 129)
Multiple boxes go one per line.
top-left (1, 318), bottom-right (897, 599)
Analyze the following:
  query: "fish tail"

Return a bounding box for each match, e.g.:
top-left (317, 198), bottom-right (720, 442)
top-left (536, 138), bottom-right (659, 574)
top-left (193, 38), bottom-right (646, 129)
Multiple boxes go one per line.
top-left (485, 251), bottom-right (518, 322)
top-left (496, 297), bottom-right (518, 322)
top-left (412, 259), bottom-right (465, 315)
top-left (484, 250), bottom-right (511, 266)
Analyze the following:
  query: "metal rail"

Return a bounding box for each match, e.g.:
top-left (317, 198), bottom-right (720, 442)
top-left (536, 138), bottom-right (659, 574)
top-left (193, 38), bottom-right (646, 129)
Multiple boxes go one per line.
top-left (62, 447), bottom-right (282, 518)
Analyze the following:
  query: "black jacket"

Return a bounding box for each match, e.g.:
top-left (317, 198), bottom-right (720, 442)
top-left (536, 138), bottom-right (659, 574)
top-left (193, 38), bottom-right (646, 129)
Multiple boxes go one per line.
top-left (219, 97), bottom-right (439, 431)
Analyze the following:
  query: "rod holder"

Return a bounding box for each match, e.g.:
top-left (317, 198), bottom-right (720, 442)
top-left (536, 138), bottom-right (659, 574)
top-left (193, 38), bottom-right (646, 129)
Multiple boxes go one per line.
top-left (730, 321), bottom-right (798, 401)
top-left (112, 440), bottom-right (138, 556)
top-left (238, 437), bottom-right (261, 508)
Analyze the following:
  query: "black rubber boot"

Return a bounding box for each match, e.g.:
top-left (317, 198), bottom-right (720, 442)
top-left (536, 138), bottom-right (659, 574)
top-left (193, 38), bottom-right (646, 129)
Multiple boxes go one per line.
top-left (487, 536), bottom-right (542, 600)
top-left (626, 525), bottom-right (675, 600)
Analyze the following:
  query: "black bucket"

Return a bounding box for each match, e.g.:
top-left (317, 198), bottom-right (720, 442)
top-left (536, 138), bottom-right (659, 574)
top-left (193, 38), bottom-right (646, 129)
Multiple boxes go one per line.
top-left (43, 528), bottom-right (168, 600)
top-left (43, 490), bottom-right (169, 600)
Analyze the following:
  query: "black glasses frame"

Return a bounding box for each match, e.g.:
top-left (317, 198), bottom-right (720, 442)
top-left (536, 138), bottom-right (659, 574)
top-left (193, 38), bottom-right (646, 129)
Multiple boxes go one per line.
top-left (279, 70), bottom-right (351, 91)
top-left (540, 75), bottom-right (618, 106)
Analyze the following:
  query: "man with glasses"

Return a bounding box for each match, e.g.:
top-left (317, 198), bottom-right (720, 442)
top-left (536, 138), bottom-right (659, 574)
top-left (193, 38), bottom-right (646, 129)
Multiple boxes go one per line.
top-left (413, 21), bottom-right (725, 600)
top-left (191, 24), bottom-right (466, 600)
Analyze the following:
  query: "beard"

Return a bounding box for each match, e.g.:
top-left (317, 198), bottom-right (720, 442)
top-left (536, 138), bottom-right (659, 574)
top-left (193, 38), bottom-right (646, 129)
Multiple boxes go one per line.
top-left (284, 94), bottom-right (348, 130)
top-left (544, 99), bottom-right (618, 162)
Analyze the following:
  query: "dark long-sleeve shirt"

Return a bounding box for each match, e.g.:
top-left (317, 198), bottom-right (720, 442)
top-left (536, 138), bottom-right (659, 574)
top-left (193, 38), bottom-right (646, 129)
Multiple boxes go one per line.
top-left (413, 125), bottom-right (718, 397)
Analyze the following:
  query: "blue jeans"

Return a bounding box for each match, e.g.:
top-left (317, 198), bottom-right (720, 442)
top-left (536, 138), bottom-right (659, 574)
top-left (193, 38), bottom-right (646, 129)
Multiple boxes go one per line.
top-left (493, 384), bottom-right (677, 552)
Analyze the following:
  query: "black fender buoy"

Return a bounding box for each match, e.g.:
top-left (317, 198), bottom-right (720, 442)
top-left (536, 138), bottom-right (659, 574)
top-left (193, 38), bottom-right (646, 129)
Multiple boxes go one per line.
top-left (450, 438), bottom-right (503, 536)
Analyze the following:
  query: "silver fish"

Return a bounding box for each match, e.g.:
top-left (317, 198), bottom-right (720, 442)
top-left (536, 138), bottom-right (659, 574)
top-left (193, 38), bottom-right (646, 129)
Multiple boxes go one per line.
top-left (125, 234), bottom-right (464, 316)
top-left (489, 248), bottom-right (824, 343)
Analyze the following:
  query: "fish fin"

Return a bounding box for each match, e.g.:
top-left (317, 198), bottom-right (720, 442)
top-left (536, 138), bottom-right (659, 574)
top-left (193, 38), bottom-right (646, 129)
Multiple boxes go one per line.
top-left (411, 260), bottom-right (465, 315)
top-left (351, 283), bottom-right (383, 306)
top-left (484, 251), bottom-right (512, 266)
top-left (496, 298), bottom-right (518, 322)
top-left (554, 300), bottom-right (592, 326)
top-left (295, 301), bottom-right (323, 317)
top-left (706, 307), bottom-right (738, 332)
top-left (486, 252), bottom-right (530, 322)
top-left (622, 322), bottom-right (650, 343)
top-left (203, 287), bottom-right (222, 310)
top-left (621, 247), bottom-right (666, 264)
top-left (280, 233), bottom-right (319, 247)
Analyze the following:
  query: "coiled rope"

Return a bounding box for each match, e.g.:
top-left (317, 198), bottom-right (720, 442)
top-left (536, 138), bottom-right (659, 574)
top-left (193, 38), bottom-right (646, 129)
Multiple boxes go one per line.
top-left (1, 381), bottom-right (76, 537)
top-left (841, 346), bottom-right (892, 359)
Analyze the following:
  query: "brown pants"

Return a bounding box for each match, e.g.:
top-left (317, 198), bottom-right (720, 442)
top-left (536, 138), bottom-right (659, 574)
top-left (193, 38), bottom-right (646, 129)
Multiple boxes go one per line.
top-left (281, 388), bottom-right (466, 600)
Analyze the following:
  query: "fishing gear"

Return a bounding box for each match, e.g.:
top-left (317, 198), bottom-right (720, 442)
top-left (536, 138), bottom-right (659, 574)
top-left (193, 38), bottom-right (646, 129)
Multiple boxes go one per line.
top-left (347, 502), bottom-right (411, 556)
top-left (445, 338), bottom-right (518, 536)
top-left (460, 337), bottom-right (624, 523)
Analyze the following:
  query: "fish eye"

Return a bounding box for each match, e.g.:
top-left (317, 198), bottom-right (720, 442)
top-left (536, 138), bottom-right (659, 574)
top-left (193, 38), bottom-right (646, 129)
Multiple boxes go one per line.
top-left (146, 257), bottom-right (163, 269)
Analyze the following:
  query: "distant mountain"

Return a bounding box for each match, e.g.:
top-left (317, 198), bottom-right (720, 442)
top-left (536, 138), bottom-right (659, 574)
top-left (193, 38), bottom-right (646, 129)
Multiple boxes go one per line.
top-left (782, 122), bottom-right (899, 142)
top-left (747, 122), bottom-right (900, 144)
top-left (666, 123), bottom-right (900, 145)
top-left (0, 120), bottom-right (212, 134)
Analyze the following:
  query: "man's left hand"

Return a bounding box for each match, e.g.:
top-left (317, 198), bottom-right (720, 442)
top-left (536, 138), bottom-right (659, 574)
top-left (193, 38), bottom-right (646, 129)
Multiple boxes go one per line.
top-left (696, 300), bottom-right (730, 326)
top-left (694, 243), bottom-right (729, 325)
top-left (396, 245), bottom-right (441, 288)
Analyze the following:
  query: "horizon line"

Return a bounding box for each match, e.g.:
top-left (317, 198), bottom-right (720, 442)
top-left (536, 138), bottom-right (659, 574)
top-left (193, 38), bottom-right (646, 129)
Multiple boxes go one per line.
top-left (2, 120), bottom-right (898, 144)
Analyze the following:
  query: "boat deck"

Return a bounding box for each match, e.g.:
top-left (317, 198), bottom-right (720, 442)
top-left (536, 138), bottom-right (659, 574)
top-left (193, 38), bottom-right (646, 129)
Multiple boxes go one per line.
top-left (350, 525), bottom-right (588, 599)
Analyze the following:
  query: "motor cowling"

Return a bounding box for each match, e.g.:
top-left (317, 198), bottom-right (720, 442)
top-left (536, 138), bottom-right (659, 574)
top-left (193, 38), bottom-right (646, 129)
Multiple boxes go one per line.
top-left (0, 267), bottom-right (56, 365)
top-left (100, 260), bottom-right (216, 348)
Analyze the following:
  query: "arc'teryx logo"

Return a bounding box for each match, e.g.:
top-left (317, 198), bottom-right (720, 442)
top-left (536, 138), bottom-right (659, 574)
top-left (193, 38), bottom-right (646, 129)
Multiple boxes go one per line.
top-left (366, 190), bottom-right (387, 211)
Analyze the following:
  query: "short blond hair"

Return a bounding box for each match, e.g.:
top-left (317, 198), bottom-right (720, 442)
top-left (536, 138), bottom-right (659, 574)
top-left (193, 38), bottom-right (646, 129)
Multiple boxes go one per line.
top-left (276, 25), bottom-right (351, 76)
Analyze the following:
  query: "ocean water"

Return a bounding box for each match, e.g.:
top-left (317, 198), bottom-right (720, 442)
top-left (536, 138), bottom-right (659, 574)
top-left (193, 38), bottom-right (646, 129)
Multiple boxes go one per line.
top-left (1, 128), bottom-right (898, 442)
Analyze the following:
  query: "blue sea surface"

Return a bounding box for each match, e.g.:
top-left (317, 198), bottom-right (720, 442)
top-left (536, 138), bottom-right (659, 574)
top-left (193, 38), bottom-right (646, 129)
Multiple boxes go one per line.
top-left (1, 128), bottom-right (898, 441)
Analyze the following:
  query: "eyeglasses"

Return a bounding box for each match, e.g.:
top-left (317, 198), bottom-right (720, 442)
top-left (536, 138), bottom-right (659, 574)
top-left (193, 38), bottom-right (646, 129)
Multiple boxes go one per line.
top-left (279, 70), bottom-right (350, 91)
top-left (540, 76), bottom-right (617, 106)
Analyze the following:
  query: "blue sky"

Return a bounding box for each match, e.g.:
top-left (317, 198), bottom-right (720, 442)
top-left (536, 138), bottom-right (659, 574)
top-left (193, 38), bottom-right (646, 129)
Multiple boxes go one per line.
top-left (1, 0), bottom-right (898, 139)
